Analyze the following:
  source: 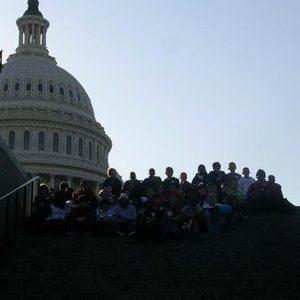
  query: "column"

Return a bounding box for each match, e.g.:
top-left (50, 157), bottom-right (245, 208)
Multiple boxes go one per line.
top-left (37, 24), bottom-right (41, 45)
top-left (67, 176), bottom-right (73, 188)
top-left (19, 27), bottom-right (23, 46)
top-left (42, 27), bottom-right (46, 47)
top-left (25, 24), bottom-right (30, 44)
top-left (49, 174), bottom-right (55, 189)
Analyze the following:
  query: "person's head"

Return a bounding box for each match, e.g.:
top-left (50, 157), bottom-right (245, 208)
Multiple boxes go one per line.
top-left (130, 171), bottom-right (136, 180)
top-left (99, 186), bottom-right (112, 197)
top-left (221, 183), bottom-right (231, 194)
top-left (242, 167), bottom-right (250, 178)
top-left (80, 179), bottom-right (89, 191)
top-left (99, 198), bottom-right (111, 210)
top-left (107, 168), bottom-right (117, 178)
top-left (59, 181), bottom-right (69, 192)
top-left (212, 162), bottom-right (221, 172)
top-left (268, 175), bottom-right (276, 184)
top-left (145, 187), bottom-right (154, 199)
top-left (165, 167), bottom-right (174, 178)
top-left (197, 164), bottom-right (206, 174)
top-left (180, 172), bottom-right (187, 182)
top-left (49, 188), bottom-right (55, 197)
top-left (149, 168), bottom-right (155, 177)
top-left (66, 187), bottom-right (74, 199)
top-left (118, 193), bottom-right (129, 207)
top-left (228, 162), bottom-right (236, 173)
top-left (256, 169), bottom-right (266, 181)
top-left (39, 183), bottom-right (49, 195)
top-left (197, 183), bottom-right (207, 196)
top-left (75, 194), bottom-right (87, 205)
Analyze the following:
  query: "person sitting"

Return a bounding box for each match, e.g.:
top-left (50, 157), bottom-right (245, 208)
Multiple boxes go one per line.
top-left (122, 171), bottom-right (143, 205)
top-left (238, 167), bottom-right (256, 198)
top-left (142, 168), bottom-right (162, 193)
top-left (66, 195), bottom-right (94, 238)
top-left (225, 162), bottom-right (241, 184)
top-left (112, 193), bottom-right (137, 236)
top-left (202, 190), bottom-right (232, 234)
top-left (268, 175), bottom-right (296, 214)
top-left (72, 179), bottom-right (98, 211)
top-left (102, 168), bottom-right (123, 199)
top-left (162, 167), bottom-right (180, 194)
top-left (27, 183), bottom-right (52, 234)
top-left (45, 191), bottom-right (69, 234)
top-left (191, 164), bottom-right (208, 188)
top-left (208, 162), bottom-right (226, 192)
top-left (95, 198), bottom-right (114, 236)
top-left (247, 169), bottom-right (273, 214)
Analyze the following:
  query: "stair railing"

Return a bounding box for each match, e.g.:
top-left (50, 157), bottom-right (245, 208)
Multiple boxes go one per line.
top-left (0, 176), bottom-right (40, 243)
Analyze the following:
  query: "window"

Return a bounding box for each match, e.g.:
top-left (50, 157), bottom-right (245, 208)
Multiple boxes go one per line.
top-left (59, 87), bottom-right (64, 96)
top-left (53, 133), bottom-right (59, 152)
top-left (3, 84), bottom-right (8, 92)
top-left (97, 145), bottom-right (100, 163)
top-left (38, 131), bottom-right (45, 151)
top-left (38, 83), bottom-right (43, 92)
top-left (8, 131), bottom-right (15, 150)
top-left (77, 93), bottom-right (81, 101)
top-left (88, 141), bottom-right (93, 161)
top-left (15, 83), bottom-right (20, 91)
top-left (69, 90), bottom-right (73, 98)
top-left (26, 83), bottom-right (31, 91)
top-left (78, 138), bottom-right (83, 157)
top-left (66, 135), bottom-right (72, 155)
top-left (23, 130), bottom-right (30, 150)
top-left (49, 85), bottom-right (54, 94)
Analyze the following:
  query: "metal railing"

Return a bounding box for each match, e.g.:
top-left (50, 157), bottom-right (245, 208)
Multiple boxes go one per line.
top-left (0, 176), bottom-right (40, 243)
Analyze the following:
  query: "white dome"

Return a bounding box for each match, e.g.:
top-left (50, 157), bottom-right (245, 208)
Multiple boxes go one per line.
top-left (0, 1), bottom-right (112, 191)
top-left (0, 55), bottom-right (95, 119)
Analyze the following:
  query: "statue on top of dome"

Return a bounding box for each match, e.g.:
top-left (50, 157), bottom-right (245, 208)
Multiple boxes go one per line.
top-left (23, 0), bottom-right (43, 18)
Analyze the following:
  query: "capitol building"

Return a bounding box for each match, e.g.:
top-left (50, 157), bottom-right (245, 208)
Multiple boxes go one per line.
top-left (0, 0), bottom-right (112, 191)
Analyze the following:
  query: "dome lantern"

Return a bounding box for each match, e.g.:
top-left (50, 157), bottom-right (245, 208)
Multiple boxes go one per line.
top-left (23, 0), bottom-right (43, 18)
top-left (15, 0), bottom-right (50, 56)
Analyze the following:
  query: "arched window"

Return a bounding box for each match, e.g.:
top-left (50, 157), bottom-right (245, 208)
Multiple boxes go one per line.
top-left (88, 141), bottom-right (93, 161)
top-left (38, 83), bottom-right (43, 92)
top-left (3, 84), bottom-right (9, 92)
top-left (66, 135), bottom-right (72, 155)
top-left (8, 131), bottom-right (15, 150)
top-left (15, 83), bottom-right (20, 91)
top-left (78, 138), bottom-right (83, 157)
top-left (23, 130), bottom-right (30, 150)
top-left (38, 131), bottom-right (45, 151)
top-left (53, 133), bottom-right (59, 152)
top-left (49, 85), bottom-right (54, 94)
top-left (59, 87), bottom-right (64, 96)
top-left (69, 90), bottom-right (73, 98)
top-left (26, 83), bottom-right (31, 91)
top-left (97, 145), bottom-right (100, 163)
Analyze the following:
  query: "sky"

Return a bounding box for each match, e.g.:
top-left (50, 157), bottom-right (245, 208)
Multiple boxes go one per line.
top-left (1, 0), bottom-right (300, 205)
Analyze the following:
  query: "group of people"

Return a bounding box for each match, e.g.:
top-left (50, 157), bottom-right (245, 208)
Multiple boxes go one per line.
top-left (27, 162), bottom-right (295, 242)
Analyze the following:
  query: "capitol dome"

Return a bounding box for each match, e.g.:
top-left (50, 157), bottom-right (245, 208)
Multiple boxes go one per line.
top-left (0, 0), bottom-right (112, 190)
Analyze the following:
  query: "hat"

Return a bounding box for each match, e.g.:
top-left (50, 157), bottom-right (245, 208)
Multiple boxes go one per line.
top-left (118, 193), bottom-right (129, 201)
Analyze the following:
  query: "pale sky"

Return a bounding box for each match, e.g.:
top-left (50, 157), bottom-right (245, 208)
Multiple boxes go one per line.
top-left (1, 0), bottom-right (300, 205)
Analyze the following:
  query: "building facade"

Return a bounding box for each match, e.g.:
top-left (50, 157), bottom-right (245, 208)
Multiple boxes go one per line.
top-left (0, 0), bottom-right (112, 191)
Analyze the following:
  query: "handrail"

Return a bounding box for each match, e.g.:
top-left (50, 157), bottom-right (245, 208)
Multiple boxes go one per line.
top-left (0, 176), bottom-right (40, 243)
top-left (0, 176), bottom-right (40, 201)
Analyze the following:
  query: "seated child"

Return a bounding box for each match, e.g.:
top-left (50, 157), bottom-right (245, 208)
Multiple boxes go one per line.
top-left (112, 193), bottom-right (137, 236)
top-left (95, 198), bottom-right (114, 236)
top-left (66, 195), bottom-right (94, 238)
